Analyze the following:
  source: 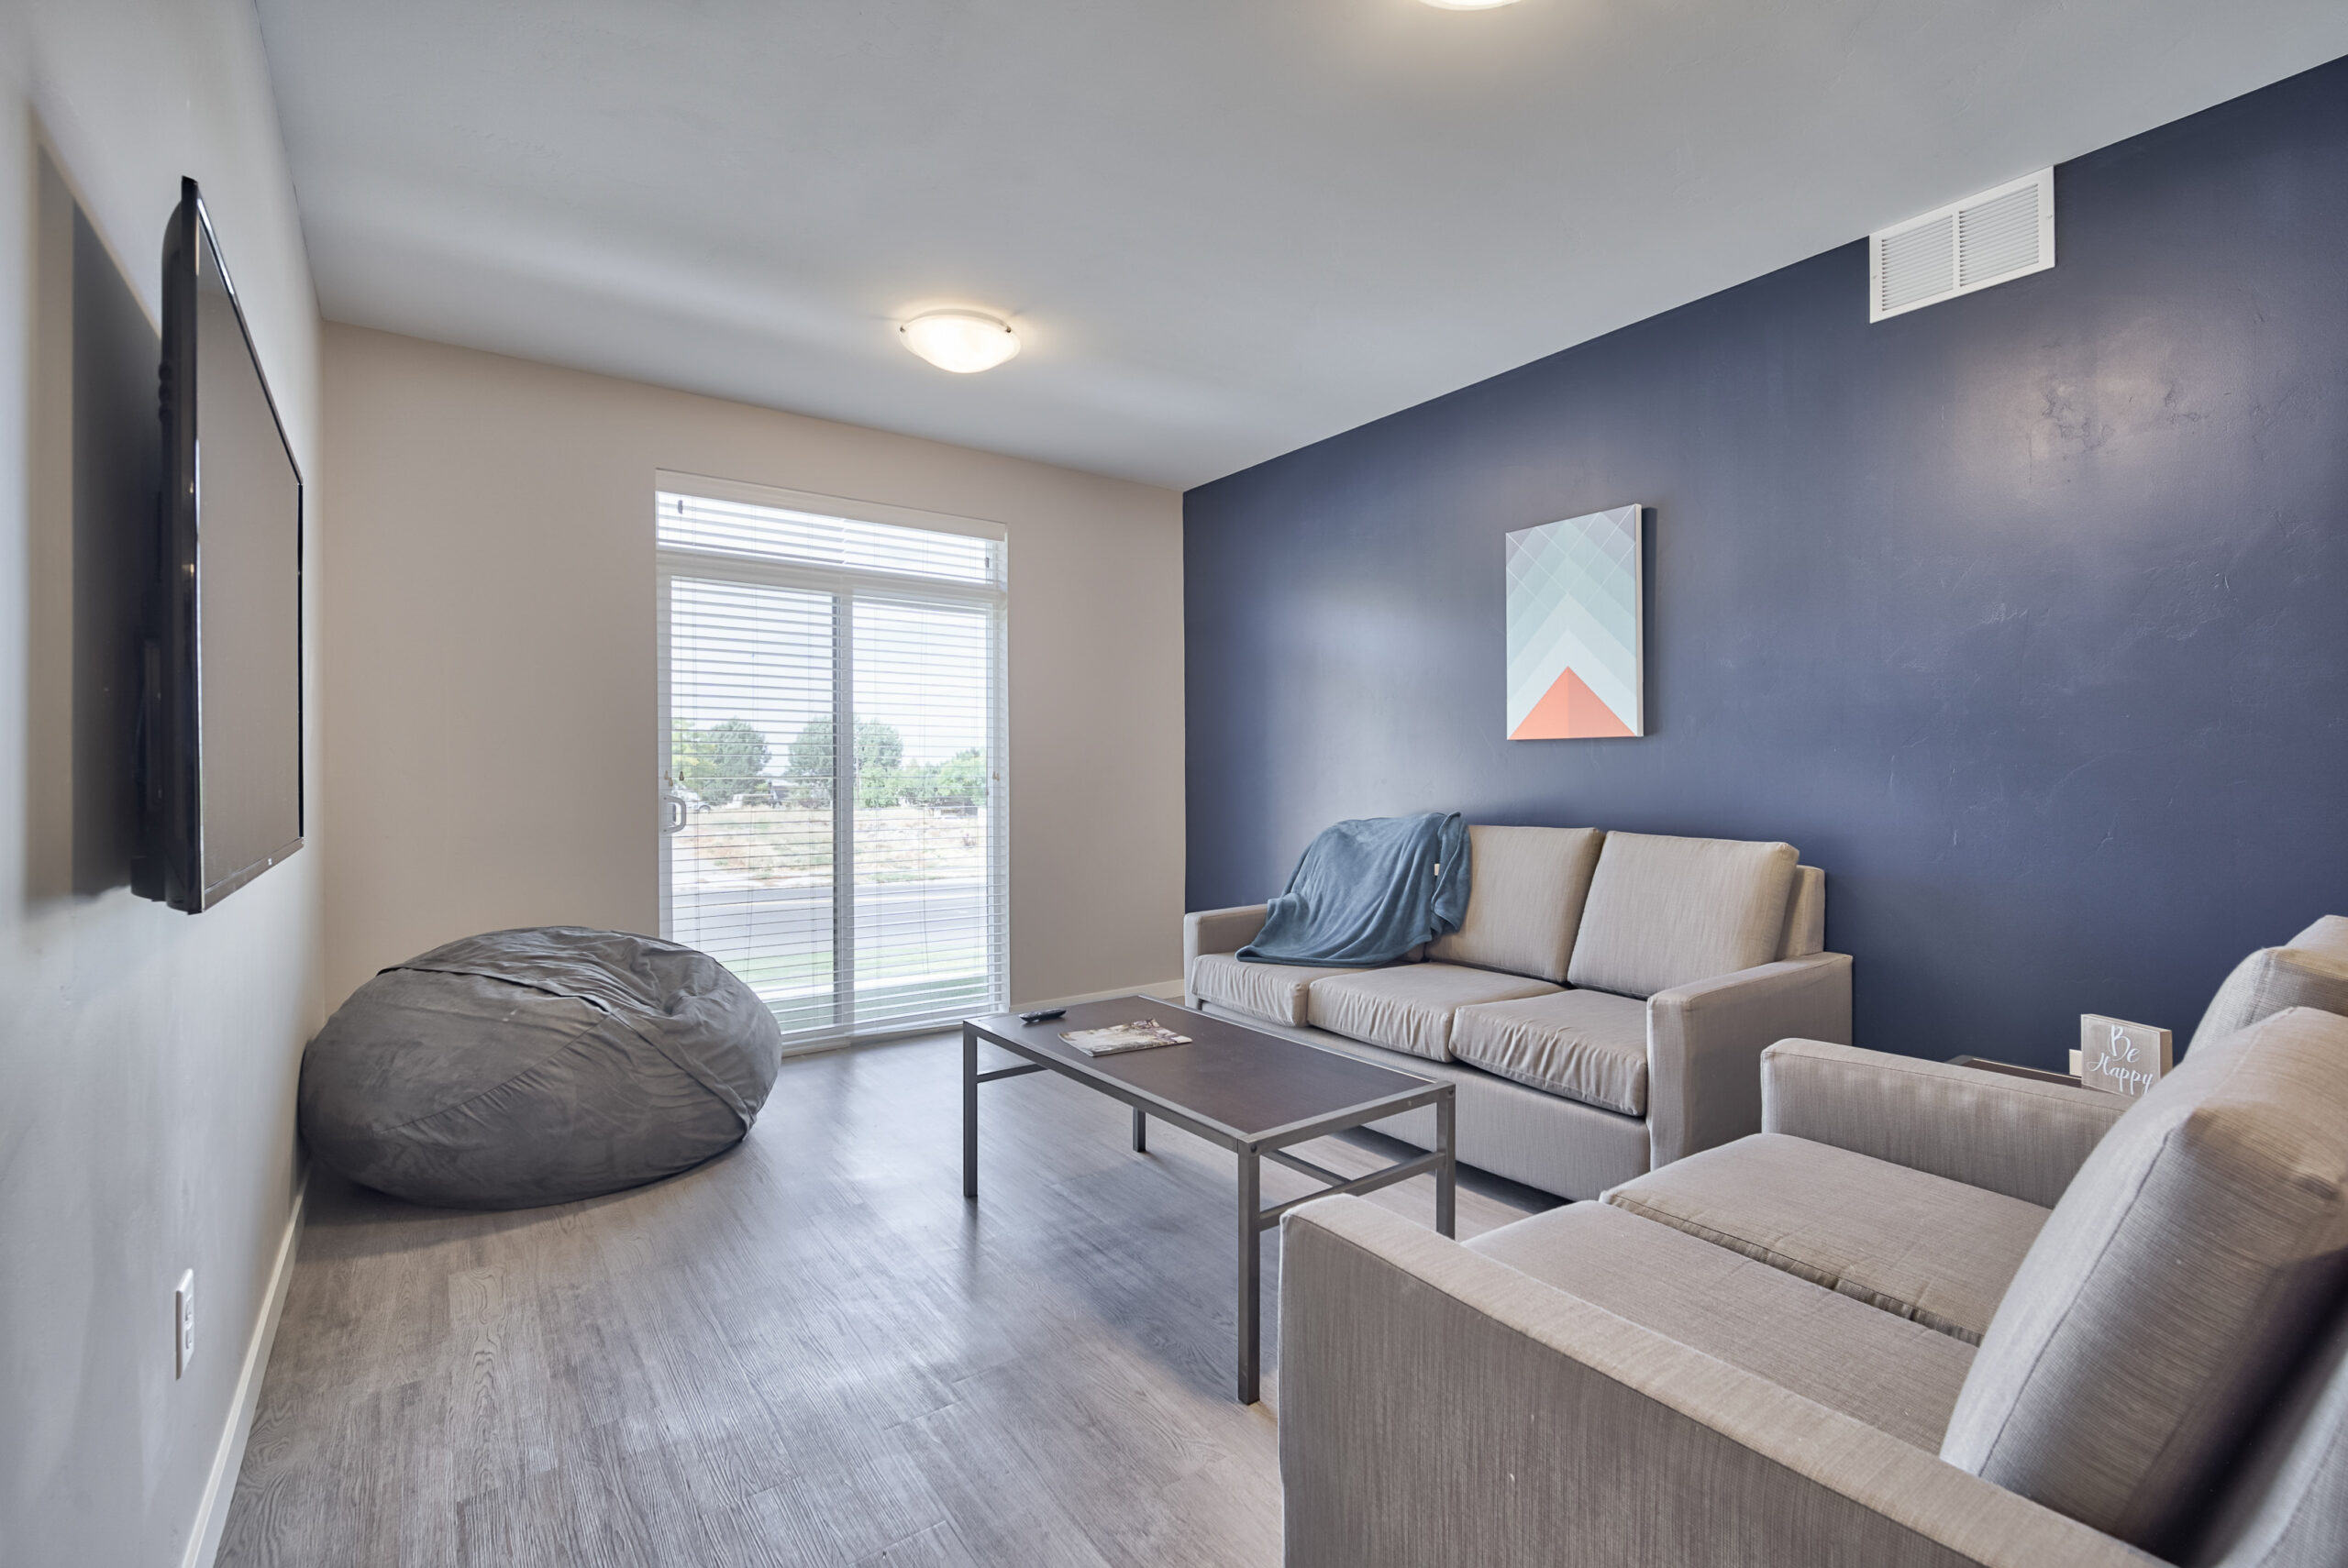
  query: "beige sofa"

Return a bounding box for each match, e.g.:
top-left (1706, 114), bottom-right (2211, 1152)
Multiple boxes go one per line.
top-left (1184, 827), bottom-right (1852, 1198)
top-left (1279, 999), bottom-right (2348, 1568)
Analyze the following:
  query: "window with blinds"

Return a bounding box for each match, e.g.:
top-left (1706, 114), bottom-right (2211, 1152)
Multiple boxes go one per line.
top-left (656, 479), bottom-right (1007, 1043)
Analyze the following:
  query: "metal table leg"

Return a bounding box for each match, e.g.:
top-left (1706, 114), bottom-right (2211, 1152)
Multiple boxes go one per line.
top-left (1236, 1143), bottom-right (1261, 1404)
top-left (958, 1019), bottom-right (1453, 1405)
top-left (1435, 1088), bottom-right (1457, 1239)
top-left (962, 1022), bottom-right (979, 1200)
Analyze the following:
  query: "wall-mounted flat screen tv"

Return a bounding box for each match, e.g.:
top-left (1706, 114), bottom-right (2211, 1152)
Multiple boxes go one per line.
top-left (135, 177), bottom-right (304, 912)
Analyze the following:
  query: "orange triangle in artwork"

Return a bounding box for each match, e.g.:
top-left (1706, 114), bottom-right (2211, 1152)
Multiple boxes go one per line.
top-left (1512, 666), bottom-right (1634, 740)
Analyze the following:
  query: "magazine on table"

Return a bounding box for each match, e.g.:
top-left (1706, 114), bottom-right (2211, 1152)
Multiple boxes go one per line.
top-left (1058, 1019), bottom-right (1191, 1056)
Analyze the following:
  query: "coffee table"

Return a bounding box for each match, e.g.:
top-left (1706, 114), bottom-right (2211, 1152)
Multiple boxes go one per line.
top-left (962, 995), bottom-right (1456, 1403)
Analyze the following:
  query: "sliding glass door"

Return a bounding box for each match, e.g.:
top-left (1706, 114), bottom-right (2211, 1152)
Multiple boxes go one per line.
top-left (658, 480), bottom-right (1006, 1044)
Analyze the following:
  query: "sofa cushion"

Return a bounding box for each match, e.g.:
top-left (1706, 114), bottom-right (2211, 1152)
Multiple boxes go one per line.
top-left (1190, 953), bottom-right (1361, 1028)
top-left (1939, 1006), bottom-right (2348, 1558)
top-left (1468, 1200), bottom-right (1976, 1450)
top-left (2186, 915), bottom-right (2348, 1052)
top-left (1566, 832), bottom-right (1799, 999)
top-left (1602, 1133), bottom-right (2049, 1344)
top-left (1307, 963), bottom-right (1559, 1062)
top-left (1777, 865), bottom-right (1826, 958)
top-left (1451, 989), bottom-right (1649, 1116)
top-left (1267, 1022), bottom-right (1654, 1198)
top-left (1425, 825), bottom-right (1604, 984)
top-left (2184, 1298), bottom-right (2348, 1568)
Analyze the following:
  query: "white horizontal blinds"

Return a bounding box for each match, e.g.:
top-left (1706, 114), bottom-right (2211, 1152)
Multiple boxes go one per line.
top-left (660, 491), bottom-right (997, 584)
top-left (665, 576), bottom-right (838, 1035)
top-left (850, 596), bottom-right (1002, 1030)
top-left (656, 487), bottom-right (1007, 1043)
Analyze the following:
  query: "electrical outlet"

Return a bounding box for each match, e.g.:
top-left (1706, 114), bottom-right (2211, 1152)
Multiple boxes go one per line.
top-left (174, 1269), bottom-right (195, 1379)
top-left (2079, 1015), bottom-right (2173, 1099)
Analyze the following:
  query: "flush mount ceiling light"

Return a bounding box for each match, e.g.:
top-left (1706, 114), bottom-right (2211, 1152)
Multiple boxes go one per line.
top-left (899, 310), bottom-right (1021, 373)
top-left (1419, 0), bottom-right (1523, 8)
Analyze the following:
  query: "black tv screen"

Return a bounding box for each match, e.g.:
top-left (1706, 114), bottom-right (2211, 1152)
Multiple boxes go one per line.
top-left (138, 177), bottom-right (303, 911)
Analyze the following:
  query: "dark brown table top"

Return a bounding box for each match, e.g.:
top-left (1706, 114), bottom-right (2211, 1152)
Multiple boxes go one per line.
top-left (965, 995), bottom-right (1441, 1140)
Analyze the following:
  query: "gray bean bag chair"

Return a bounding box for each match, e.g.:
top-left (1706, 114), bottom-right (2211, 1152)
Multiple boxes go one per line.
top-left (299, 926), bottom-right (782, 1209)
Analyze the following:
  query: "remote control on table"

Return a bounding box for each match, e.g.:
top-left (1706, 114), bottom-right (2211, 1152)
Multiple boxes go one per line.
top-left (1018, 1008), bottom-right (1067, 1024)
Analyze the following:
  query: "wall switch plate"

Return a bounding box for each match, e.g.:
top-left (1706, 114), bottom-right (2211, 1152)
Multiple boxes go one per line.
top-left (2079, 1015), bottom-right (2173, 1099)
top-left (174, 1269), bottom-right (195, 1378)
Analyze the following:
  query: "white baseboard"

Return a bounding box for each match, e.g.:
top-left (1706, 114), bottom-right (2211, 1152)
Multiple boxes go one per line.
top-left (183, 1170), bottom-right (309, 1568)
top-left (1018, 978), bottom-right (1187, 1010)
top-left (787, 981), bottom-right (1192, 1060)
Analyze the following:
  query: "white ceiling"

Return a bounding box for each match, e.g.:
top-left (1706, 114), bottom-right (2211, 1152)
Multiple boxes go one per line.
top-left (254, 1), bottom-right (2348, 491)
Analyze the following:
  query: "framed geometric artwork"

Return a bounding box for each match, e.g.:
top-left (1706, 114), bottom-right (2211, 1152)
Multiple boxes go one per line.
top-left (1505, 504), bottom-right (1645, 739)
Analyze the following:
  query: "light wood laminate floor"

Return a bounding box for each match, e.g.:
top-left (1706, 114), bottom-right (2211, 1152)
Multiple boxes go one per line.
top-left (220, 1030), bottom-right (1556, 1567)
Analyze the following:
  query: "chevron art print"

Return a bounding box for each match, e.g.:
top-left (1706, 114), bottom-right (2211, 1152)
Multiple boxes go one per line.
top-left (1505, 504), bottom-right (1645, 739)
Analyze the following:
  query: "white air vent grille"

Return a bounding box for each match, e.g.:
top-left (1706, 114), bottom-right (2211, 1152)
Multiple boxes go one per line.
top-left (1878, 215), bottom-right (1955, 313)
top-left (1871, 169), bottom-right (2054, 321)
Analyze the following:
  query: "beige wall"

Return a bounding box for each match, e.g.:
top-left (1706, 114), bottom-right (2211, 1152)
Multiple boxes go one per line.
top-left (0, 2), bottom-right (323, 1563)
top-left (321, 324), bottom-right (1184, 1013)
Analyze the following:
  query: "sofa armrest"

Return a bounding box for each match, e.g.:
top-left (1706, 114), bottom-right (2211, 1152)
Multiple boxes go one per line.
top-left (1761, 1040), bottom-right (2128, 1208)
top-left (1279, 1197), bottom-right (2157, 1568)
top-left (1183, 904), bottom-right (1268, 999)
top-left (1645, 952), bottom-right (1852, 1168)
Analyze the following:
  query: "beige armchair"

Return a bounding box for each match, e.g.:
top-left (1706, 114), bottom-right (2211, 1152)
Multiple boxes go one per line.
top-left (1278, 1003), bottom-right (2348, 1568)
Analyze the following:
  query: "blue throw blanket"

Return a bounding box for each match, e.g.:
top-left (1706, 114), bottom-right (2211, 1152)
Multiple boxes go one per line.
top-left (1239, 813), bottom-right (1471, 967)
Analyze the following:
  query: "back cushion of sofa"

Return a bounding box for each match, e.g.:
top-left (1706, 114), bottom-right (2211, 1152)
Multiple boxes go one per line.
top-left (1426, 825), bottom-right (1603, 984)
top-left (1564, 833), bottom-right (1798, 999)
top-left (1775, 866), bottom-right (1826, 959)
top-left (2181, 1300), bottom-right (2348, 1568)
top-left (2289, 912), bottom-right (2348, 958)
top-left (2187, 916), bottom-right (2348, 1053)
top-left (1939, 1007), bottom-right (2348, 1559)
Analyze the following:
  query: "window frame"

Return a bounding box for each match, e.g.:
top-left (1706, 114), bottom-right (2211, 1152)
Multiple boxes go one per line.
top-left (655, 471), bottom-right (1009, 1049)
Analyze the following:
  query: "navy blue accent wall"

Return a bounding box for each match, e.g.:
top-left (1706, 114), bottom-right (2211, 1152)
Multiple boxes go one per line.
top-left (1183, 56), bottom-right (2348, 1069)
